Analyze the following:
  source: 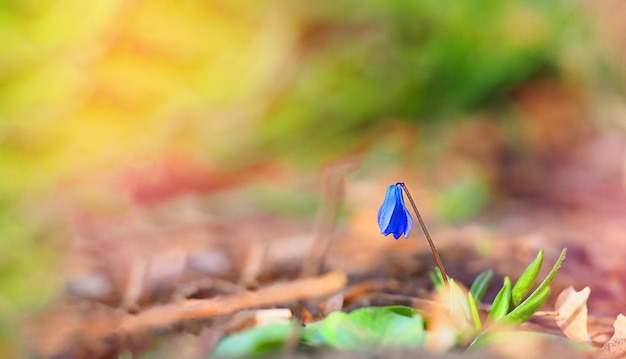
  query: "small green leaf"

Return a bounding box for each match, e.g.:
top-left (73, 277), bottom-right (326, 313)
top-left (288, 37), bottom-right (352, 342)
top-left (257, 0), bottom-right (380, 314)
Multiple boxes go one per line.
top-left (429, 267), bottom-right (445, 288)
top-left (385, 305), bottom-right (419, 318)
top-left (468, 292), bottom-right (482, 330)
top-left (504, 248), bottom-right (567, 325)
top-left (511, 250), bottom-right (544, 307)
top-left (504, 286), bottom-right (551, 325)
top-left (488, 276), bottom-right (511, 321)
top-left (447, 278), bottom-right (471, 321)
top-left (534, 248), bottom-right (567, 297)
top-left (428, 271), bottom-right (441, 288)
top-left (469, 249), bottom-right (568, 351)
top-left (470, 270), bottom-right (493, 302)
top-left (213, 321), bottom-right (297, 357)
top-left (302, 306), bottom-right (426, 351)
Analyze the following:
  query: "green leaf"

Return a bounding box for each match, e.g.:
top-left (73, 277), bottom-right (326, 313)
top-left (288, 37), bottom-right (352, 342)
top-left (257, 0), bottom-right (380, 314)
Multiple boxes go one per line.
top-left (488, 276), bottom-right (511, 321)
top-left (429, 267), bottom-right (445, 288)
top-left (468, 292), bottom-right (482, 330)
top-left (428, 271), bottom-right (440, 288)
top-left (429, 267), bottom-right (453, 289)
top-left (212, 321), bottom-right (297, 358)
top-left (428, 267), bottom-right (443, 289)
top-left (511, 250), bottom-right (544, 307)
top-left (384, 305), bottom-right (419, 318)
top-left (302, 306), bottom-right (426, 351)
top-left (469, 249), bottom-right (568, 351)
top-left (504, 286), bottom-right (551, 325)
top-left (469, 270), bottom-right (493, 302)
top-left (428, 272), bottom-right (441, 288)
top-left (447, 278), bottom-right (471, 322)
top-left (504, 248), bottom-right (567, 325)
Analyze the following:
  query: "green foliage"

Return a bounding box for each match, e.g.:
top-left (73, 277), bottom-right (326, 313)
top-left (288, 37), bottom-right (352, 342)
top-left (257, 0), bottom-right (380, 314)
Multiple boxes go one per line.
top-left (213, 321), bottom-right (299, 357)
top-left (501, 248), bottom-right (566, 325)
top-left (469, 270), bottom-right (493, 302)
top-left (471, 248), bottom-right (568, 349)
top-left (213, 249), bottom-right (568, 357)
top-left (467, 270), bottom-right (495, 331)
top-left (505, 286), bottom-right (551, 325)
top-left (481, 248), bottom-right (566, 326)
top-left (260, 0), bottom-right (596, 160)
top-left (0, 204), bottom-right (61, 357)
top-left (511, 249), bottom-right (544, 307)
top-left (436, 178), bottom-right (491, 222)
top-left (489, 276), bottom-right (512, 321)
top-left (429, 266), bottom-right (449, 289)
top-left (302, 306), bottom-right (426, 351)
top-left (468, 292), bottom-right (482, 330)
top-left (212, 307), bottom-right (426, 357)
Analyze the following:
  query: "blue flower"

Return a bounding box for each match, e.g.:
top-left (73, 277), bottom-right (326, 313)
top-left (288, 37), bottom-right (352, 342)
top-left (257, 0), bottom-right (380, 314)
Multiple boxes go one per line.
top-left (377, 184), bottom-right (413, 239)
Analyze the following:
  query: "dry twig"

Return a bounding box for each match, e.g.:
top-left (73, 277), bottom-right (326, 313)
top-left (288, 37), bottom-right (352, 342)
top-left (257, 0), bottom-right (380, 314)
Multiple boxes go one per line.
top-left (122, 270), bottom-right (348, 334)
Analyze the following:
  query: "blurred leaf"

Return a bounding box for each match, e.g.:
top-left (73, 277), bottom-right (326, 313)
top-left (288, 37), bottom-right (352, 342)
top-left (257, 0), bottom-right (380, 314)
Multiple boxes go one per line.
top-left (429, 267), bottom-right (450, 289)
top-left (489, 276), bottom-right (511, 321)
top-left (436, 178), bottom-right (490, 222)
top-left (469, 270), bottom-right (493, 302)
top-left (512, 249), bottom-right (544, 307)
top-left (468, 292), bottom-right (482, 330)
top-left (260, 0), bottom-right (597, 160)
top-left (242, 183), bottom-right (320, 219)
top-left (429, 269), bottom-right (442, 289)
top-left (555, 286), bottom-right (591, 343)
top-left (601, 314), bottom-right (626, 356)
top-left (213, 321), bottom-right (297, 358)
top-left (447, 278), bottom-right (472, 324)
top-left (302, 306), bottom-right (426, 351)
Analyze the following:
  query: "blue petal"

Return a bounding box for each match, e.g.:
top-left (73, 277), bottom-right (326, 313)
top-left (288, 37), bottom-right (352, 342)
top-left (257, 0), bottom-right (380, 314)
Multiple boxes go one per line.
top-left (403, 206), bottom-right (412, 238)
top-left (377, 185), bottom-right (400, 234)
top-left (397, 190), bottom-right (412, 239)
top-left (377, 184), bottom-right (412, 239)
top-left (388, 200), bottom-right (407, 239)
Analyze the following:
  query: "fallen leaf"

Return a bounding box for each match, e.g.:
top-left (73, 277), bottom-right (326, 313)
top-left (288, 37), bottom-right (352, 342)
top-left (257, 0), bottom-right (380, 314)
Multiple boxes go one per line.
top-left (555, 286), bottom-right (591, 343)
top-left (601, 314), bottom-right (626, 358)
top-left (322, 292), bottom-right (345, 316)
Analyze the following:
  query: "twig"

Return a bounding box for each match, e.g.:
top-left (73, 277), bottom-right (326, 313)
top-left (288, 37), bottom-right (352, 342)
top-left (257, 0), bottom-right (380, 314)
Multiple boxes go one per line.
top-left (301, 156), bottom-right (361, 277)
top-left (121, 270), bottom-right (348, 334)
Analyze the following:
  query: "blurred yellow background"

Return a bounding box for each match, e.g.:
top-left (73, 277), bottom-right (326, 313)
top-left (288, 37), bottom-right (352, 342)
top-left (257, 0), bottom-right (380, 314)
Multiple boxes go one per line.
top-left (1, 0), bottom-right (624, 357)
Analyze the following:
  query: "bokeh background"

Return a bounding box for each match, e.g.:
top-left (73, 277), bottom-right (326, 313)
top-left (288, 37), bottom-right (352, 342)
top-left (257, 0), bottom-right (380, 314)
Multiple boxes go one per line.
top-left (2, 0), bottom-right (626, 357)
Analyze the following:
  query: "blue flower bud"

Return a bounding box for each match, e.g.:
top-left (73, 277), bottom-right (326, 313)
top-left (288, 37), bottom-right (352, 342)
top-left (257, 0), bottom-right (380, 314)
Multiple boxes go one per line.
top-left (377, 184), bottom-right (413, 239)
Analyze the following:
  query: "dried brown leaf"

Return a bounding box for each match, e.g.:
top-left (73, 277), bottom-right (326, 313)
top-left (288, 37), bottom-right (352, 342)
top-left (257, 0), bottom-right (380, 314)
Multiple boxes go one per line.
top-left (321, 292), bottom-right (345, 316)
top-left (601, 314), bottom-right (626, 358)
top-left (555, 286), bottom-right (591, 343)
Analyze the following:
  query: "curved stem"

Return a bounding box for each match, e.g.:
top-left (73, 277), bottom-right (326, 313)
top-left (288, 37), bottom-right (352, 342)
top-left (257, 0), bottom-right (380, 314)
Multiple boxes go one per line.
top-left (396, 182), bottom-right (449, 287)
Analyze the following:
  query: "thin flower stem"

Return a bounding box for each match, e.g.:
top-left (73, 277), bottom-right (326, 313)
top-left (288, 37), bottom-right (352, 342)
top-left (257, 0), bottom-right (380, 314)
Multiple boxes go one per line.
top-left (396, 182), bottom-right (450, 287)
